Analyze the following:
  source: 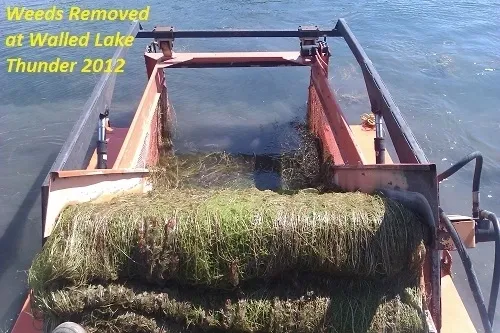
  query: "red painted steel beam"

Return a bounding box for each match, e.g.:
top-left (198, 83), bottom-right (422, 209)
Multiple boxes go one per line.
top-left (307, 79), bottom-right (344, 165)
top-left (145, 53), bottom-right (157, 79)
top-left (145, 52), bottom-right (310, 68)
top-left (310, 63), bottom-right (365, 165)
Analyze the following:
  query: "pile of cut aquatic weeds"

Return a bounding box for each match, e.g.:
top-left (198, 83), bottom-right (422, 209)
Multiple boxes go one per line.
top-left (37, 274), bottom-right (426, 333)
top-left (28, 121), bottom-right (429, 333)
top-left (150, 152), bottom-right (256, 190)
top-left (29, 189), bottom-right (426, 291)
top-left (279, 121), bottom-right (324, 191)
top-left (150, 119), bottom-right (327, 192)
top-left (29, 187), bottom-right (429, 333)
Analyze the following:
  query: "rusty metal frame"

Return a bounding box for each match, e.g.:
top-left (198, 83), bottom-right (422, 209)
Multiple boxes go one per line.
top-left (136, 20), bottom-right (427, 164)
top-left (332, 164), bottom-right (437, 202)
top-left (439, 215), bottom-right (476, 250)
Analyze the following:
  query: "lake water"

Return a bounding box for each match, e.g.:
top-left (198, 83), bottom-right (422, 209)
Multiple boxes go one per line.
top-left (0, 0), bottom-right (499, 331)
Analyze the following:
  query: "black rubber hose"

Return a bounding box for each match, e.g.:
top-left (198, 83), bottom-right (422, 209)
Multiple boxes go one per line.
top-left (437, 151), bottom-right (483, 189)
top-left (378, 189), bottom-right (436, 246)
top-left (440, 208), bottom-right (492, 333)
top-left (481, 209), bottom-right (500, 326)
top-left (437, 151), bottom-right (483, 218)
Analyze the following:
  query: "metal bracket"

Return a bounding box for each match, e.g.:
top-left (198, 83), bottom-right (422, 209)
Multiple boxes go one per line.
top-left (298, 25), bottom-right (320, 57)
top-left (373, 109), bottom-right (385, 164)
top-left (154, 26), bottom-right (174, 58)
top-left (437, 215), bottom-right (476, 250)
top-left (97, 107), bottom-right (110, 169)
top-left (146, 41), bottom-right (159, 53)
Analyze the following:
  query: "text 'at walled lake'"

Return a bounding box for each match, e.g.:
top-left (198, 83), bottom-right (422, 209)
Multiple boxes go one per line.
top-left (27, 32), bottom-right (135, 47)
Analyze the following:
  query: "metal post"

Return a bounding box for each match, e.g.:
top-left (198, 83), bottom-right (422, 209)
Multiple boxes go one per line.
top-left (97, 108), bottom-right (109, 169)
top-left (374, 111), bottom-right (385, 164)
top-left (154, 26), bottom-right (174, 60)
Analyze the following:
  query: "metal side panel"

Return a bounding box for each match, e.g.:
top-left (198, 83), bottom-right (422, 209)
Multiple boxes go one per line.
top-left (40, 23), bottom-right (140, 198)
top-left (441, 275), bottom-right (477, 333)
top-left (40, 21), bottom-right (140, 232)
top-left (332, 163), bottom-right (441, 330)
top-left (43, 169), bottom-right (150, 239)
top-left (113, 65), bottom-right (164, 169)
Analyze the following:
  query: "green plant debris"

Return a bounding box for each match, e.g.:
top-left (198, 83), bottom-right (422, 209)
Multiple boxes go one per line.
top-left (29, 188), bottom-right (426, 292)
top-left (29, 123), bottom-right (428, 333)
top-left (150, 121), bottom-right (326, 192)
top-left (279, 122), bottom-right (324, 191)
top-left (36, 276), bottom-right (427, 333)
top-left (150, 152), bottom-right (257, 190)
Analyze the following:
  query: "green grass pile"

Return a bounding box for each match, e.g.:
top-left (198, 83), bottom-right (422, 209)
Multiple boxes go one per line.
top-left (279, 122), bottom-right (324, 191)
top-left (150, 121), bottom-right (326, 192)
top-left (29, 188), bottom-right (427, 292)
top-left (29, 123), bottom-right (429, 332)
top-left (36, 275), bottom-right (427, 333)
top-left (150, 152), bottom-right (256, 190)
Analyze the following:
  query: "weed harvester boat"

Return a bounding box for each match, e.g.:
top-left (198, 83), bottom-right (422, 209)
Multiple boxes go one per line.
top-left (10, 19), bottom-right (500, 333)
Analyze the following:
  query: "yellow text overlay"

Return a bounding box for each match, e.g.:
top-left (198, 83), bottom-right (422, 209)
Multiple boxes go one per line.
top-left (3, 5), bottom-right (148, 73)
top-left (6, 58), bottom-right (127, 74)
top-left (5, 32), bottom-right (135, 48)
top-left (5, 6), bottom-right (150, 21)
